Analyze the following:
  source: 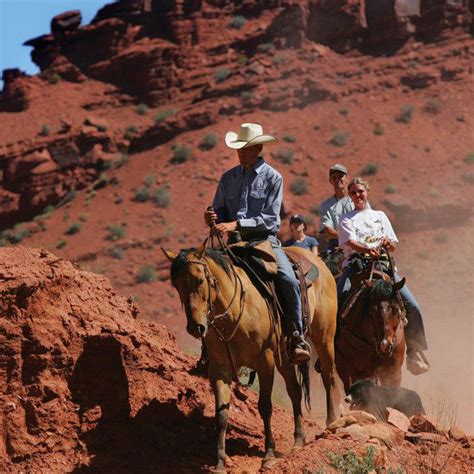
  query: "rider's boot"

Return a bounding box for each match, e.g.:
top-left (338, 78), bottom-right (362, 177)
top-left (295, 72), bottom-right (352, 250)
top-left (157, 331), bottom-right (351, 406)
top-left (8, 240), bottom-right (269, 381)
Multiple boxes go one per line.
top-left (289, 331), bottom-right (311, 365)
top-left (406, 348), bottom-right (430, 375)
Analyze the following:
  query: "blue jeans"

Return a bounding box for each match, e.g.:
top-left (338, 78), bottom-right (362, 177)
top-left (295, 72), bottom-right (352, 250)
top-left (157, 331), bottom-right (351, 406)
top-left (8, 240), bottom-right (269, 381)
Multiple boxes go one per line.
top-left (337, 267), bottom-right (428, 351)
top-left (268, 235), bottom-right (303, 334)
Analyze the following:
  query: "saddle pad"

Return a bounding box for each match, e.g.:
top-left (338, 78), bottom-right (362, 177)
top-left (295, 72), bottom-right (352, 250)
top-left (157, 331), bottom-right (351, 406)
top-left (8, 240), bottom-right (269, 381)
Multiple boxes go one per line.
top-left (284, 248), bottom-right (319, 285)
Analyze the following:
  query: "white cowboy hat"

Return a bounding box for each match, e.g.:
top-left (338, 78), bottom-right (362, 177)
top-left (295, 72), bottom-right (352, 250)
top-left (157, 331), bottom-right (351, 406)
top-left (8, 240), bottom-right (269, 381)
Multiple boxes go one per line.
top-left (225, 123), bottom-right (277, 149)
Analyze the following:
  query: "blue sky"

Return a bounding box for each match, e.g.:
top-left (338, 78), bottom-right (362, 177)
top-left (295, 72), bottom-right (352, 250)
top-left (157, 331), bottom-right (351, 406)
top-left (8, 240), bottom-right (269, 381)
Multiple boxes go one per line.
top-left (0, 0), bottom-right (109, 82)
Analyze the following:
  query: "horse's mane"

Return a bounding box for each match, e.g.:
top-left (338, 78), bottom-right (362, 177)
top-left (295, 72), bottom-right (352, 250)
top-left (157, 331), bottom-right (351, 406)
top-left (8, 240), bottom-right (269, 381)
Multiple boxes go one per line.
top-left (368, 279), bottom-right (394, 302)
top-left (170, 248), bottom-right (231, 280)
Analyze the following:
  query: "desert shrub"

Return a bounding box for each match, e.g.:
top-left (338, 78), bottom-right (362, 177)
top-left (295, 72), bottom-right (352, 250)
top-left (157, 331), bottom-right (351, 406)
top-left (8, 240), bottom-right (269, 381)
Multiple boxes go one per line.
top-left (290, 178), bottom-right (308, 196)
top-left (434, 231), bottom-right (448, 243)
top-left (114, 196), bottom-right (123, 205)
top-left (79, 213), bottom-right (89, 222)
top-left (133, 186), bottom-right (151, 202)
top-left (39, 124), bottom-right (50, 136)
top-left (154, 108), bottom-right (176, 124)
top-left (171, 144), bottom-right (192, 164)
top-left (228, 15), bottom-right (246, 29)
top-left (424, 98), bottom-right (441, 115)
top-left (240, 90), bottom-right (252, 101)
top-left (395, 104), bottom-right (414, 123)
top-left (330, 130), bottom-right (349, 147)
top-left (257, 43), bottom-right (274, 53)
top-left (92, 173), bottom-right (110, 190)
top-left (282, 135), bottom-right (296, 143)
top-left (57, 189), bottom-right (77, 208)
top-left (56, 239), bottom-right (67, 249)
top-left (136, 265), bottom-right (157, 283)
top-left (108, 246), bottom-right (125, 260)
top-left (136, 103), bottom-right (149, 115)
top-left (429, 187), bottom-right (440, 197)
top-left (274, 149), bottom-right (294, 165)
top-left (48, 72), bottom-right (61, 84)
top-left (461, 173), bottom-right (474, 184)
top-left (464, 153), bottom-right (474, 165)
top-left (143, 174), bottom-right (156, 187)
top-left (105, 224), bottom-right (126, 241)
top-left (385, 185), bottom-right (397, 194)
top-left (237, 55), bottom-right (248, 65)
top-left (200, 133), bottom-right (218, 150)
top-left (96, 124), bottom-right (108, 132)
top-left (1, 226), bottom-right (30, 244)
top-left (327, 445), bottom-right (376, 474)
top-left (373, 123), bottom-right (384, 135)
top-left (65, 222), bottom-right (81, 235)
top-left (214, 68), bottom-right (231, 83)
top-left (339, 107), bottom-right (349, 116)
top-left (361, 162), bottom-right (379, 176)
top-left (310, 205), bottom-right (320, 216)
top-left (272, 55), bottom-right (284, 65)
top-left (153, 186), bottom-right (171, 208)
top-left (124, 125), bottom-right (137, 140)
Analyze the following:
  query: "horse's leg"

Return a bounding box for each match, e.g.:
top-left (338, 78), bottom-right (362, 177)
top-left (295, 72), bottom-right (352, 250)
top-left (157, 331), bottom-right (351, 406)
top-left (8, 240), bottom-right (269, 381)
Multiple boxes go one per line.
top-left (276, 358), bottom-right (306, 451)
top-left (257, 349), bottom-right (277, 469)
top-left (312, 335), bottom-right (338, 425)
top-left (210, 365), bottom-right (232, 472)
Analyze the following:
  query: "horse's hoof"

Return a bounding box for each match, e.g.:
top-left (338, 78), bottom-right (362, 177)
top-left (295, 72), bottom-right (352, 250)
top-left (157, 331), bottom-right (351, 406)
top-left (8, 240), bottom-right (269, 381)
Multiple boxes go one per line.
top-left (261, 457), bottom-right (278, 470)
top-left (290, 439), bottom-right (306, 453)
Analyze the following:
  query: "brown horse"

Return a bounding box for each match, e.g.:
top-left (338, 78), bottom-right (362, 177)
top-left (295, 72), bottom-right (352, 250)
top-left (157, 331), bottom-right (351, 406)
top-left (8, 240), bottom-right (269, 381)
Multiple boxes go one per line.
top-left (336, 275), bottom-right (407, 391)
top-left (163, 242), bottom-right (338, 471)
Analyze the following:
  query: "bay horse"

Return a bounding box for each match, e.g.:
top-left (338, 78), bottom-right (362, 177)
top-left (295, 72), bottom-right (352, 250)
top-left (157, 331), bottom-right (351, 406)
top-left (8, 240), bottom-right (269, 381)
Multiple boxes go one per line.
top-left (336, 273), bottom-right (407, 391)
top-left (163, 242), bottom-right (338, 471)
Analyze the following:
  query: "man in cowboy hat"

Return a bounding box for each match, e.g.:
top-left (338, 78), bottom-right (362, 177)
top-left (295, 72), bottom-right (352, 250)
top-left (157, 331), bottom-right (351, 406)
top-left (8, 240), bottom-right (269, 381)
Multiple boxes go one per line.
top-left (204, 123), bottom-right (311, 364)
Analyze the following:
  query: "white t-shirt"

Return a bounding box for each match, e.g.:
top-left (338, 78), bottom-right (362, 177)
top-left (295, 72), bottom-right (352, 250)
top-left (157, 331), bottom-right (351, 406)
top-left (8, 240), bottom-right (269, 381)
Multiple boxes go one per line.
top-left (338, 209), bottom-right (398, 262)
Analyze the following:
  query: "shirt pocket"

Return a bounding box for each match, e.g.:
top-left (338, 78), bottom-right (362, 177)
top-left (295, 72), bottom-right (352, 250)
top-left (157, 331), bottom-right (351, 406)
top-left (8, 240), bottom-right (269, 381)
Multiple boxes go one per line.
top-left (249, 188), bottom-right (266, 212)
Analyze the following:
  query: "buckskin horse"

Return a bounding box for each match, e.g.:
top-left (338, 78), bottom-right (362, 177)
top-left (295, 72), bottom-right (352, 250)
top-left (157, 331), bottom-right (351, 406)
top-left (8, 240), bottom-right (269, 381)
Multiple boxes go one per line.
top-left (335, 257), bottom-right (407, 391)
top-left (163, 241), bottom-right (338, 471)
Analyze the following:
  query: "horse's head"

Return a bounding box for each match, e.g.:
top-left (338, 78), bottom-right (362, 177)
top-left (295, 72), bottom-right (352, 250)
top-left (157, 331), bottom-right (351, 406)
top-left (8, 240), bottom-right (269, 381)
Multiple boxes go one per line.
top-left (366, 278), bottom-right (406, 356)
top-left (163, 241), bottom-right (228, 340)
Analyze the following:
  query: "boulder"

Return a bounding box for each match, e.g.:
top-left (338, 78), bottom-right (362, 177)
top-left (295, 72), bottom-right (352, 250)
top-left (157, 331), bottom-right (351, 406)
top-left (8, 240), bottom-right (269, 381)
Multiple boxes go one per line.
top-left (409, 413), bottom-right (440, 434)
top-left (0, 69), bottom-right (34, 112)
top-left (51, 10), bottom-right (82, 35)
top-left (386, 407), bottom-right (411, 432)
top-left (344, 410), bottom-right (377, 425)
top-left (327, 415), bottom-right (358, 432)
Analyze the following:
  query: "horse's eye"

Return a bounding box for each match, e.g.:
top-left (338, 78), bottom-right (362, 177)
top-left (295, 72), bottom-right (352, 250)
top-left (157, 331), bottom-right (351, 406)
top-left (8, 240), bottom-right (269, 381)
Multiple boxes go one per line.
top-left (197, 278), bottom-right (204, 285)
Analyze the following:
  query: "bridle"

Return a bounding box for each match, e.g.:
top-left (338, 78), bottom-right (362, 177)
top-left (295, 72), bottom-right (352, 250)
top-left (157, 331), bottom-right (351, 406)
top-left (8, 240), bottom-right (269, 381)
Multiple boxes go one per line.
top-left (186, 253), bottom-right (247, 384)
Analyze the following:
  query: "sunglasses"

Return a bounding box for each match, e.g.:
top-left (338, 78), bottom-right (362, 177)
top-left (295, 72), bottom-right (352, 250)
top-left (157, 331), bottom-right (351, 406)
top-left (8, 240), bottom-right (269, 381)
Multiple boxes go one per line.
top-left (349, 189), bottom-right (366, 196)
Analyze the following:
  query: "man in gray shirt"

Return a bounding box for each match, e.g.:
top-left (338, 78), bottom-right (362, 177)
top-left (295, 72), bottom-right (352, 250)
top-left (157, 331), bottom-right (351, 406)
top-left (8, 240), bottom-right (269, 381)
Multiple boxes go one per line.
top-left (204, 123), bottom-right (311, 364)
top-left (319, 164), bottom-right (370, 251)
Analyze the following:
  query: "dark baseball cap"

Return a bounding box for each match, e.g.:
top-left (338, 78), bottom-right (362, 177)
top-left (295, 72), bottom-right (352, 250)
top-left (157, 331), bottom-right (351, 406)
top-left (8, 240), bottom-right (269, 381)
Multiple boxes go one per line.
top-left (290, 214), bottom-right (305, 225)
top-left (329, 164), bottom-right (348, 175)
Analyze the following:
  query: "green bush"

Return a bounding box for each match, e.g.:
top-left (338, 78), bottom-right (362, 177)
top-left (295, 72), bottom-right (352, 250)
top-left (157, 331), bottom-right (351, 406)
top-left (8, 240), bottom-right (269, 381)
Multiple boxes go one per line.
top-left (56, 239), bottom-right (67, 249)
top-left (92, 173), bottom-right (110, 190)
top-left (108, 246), bottom-right (125, 260)
top-left (136, 103), bottom-right (149, 115)
top-left (310, 205), bottom-right (320, 216)
top-left (290, 178), bottom-right (308, 196)
top-left (153, 186), bottom-right (171, 208)
top-left (282, 135), bottom-right (296, 143)
top-left (237, 55), bottom-right (248, 65)
top-left (1, 226), bottom-right (30, 244)
top-left (424, 97), bottom-right (441, 115)
top-left (395, 104), bottom-right (414, 123)
top-left (339, 107), bottom-right (349, 116)
top-left (361, 162), bottom-right (379, 176)
top-left (65, 222), bottom-right (81, 235)
top-left (136, 265), bottom-right (157, 284)
top-left (327, 445), bottom-right (376, 474)
top-left (385, 184), bottom-right (397, 194)
top-left (154, 108), bottom-right (176, 124)
top-left (57, 189), bottom-right (77, 208)
top-left (214, 68), bottom-right (231, 83)
top-left (171, 144), bottom-right (192, 164)
top-left (257, 43), bottom-right (274, 53)
top-left (124, 125), bottom-right (137, 140)
top-left (330, 130), bottom-right (349, 147)
top-left (228, 15), bottom-right (246, 29)
top-left (274, 149), bottom-right (294, 165)
top-left (39, 124), bottom-right (50, 136)
top-left (143, 174), bottom-right (156, 187)
top-left (464, 153), bottom-right (474, 165)
top-left (461, 173), bottom-right (474, 184)
top-left (48, 72), bottom-right (61, 84)
top-left (373, 123), bottom-right (384, 135)
top-left (200, 133), bottom-right (218, 150)
top-left (105, 224), bottom-right (126, 241)
top-left (133, 187), bottom-right (151, 202)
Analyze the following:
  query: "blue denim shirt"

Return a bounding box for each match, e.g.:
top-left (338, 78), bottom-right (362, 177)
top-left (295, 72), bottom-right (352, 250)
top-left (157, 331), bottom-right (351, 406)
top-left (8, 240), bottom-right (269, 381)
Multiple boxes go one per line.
top-left (212, 158), bottom-right (282, 239)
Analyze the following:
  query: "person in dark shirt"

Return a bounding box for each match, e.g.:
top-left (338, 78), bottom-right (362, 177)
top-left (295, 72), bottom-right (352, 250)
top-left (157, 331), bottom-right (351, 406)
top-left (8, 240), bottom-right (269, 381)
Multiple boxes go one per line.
top-left (284, 214), bottom-right (319, 255)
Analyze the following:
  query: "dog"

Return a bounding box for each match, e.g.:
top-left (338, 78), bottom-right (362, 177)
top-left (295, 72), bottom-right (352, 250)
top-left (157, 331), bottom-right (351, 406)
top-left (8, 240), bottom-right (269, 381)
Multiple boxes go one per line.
top-left (345, 379), bottom-right (425, 419)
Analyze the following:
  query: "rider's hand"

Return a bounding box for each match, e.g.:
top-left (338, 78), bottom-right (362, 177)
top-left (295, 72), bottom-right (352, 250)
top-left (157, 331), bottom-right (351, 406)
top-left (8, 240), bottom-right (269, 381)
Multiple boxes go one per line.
top-left (204, 209), bottom-right (217, 227)
top-left (382, 237), bottom-right (396, 251)
top-left (368, 248), bottom-right (380, 258)
top-left (213, 221), bottom-right (238, 234)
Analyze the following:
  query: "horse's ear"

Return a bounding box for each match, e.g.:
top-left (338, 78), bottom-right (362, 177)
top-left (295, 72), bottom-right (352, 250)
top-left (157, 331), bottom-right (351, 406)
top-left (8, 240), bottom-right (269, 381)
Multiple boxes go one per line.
top-left (363, 279), bottom-right (374, 288)
top-left (393, 277), bottom-right (406, 293)
top-left (161, 248), bottom-right (177, 262)
top-left (195, 238), bottom-right (208, 259)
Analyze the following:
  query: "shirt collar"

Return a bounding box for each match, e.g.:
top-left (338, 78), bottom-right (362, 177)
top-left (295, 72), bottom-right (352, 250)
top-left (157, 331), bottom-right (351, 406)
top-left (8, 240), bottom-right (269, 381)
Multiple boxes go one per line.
top-left (242, 157), bottom-right (265, 175)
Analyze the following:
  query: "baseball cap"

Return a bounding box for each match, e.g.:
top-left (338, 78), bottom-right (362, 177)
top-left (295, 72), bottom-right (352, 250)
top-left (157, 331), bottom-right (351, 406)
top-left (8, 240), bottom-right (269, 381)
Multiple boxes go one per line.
top-left (329, 164), bottom-right (348, 175)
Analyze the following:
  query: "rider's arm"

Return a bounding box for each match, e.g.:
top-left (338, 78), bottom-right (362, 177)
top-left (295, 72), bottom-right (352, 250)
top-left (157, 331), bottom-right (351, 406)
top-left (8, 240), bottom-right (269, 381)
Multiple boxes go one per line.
top-left (322, 225), bottom-right (338, 239)
top-left (347, 239), bottom-right (372, 253)
top-left (211, 178), bottom-right (228, 223)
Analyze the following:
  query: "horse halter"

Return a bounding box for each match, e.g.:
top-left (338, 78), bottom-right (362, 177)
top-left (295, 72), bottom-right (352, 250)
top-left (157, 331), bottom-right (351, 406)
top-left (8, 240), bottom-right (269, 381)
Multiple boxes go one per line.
top-left (370, 299), bottom-right (405, 357)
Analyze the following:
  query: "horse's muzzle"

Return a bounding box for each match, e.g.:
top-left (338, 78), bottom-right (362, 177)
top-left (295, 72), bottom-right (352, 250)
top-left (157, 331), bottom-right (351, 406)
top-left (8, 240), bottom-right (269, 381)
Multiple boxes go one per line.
top-left (379, 338), bottom-right (394, 355)
top-left (187, 321), bottom-right (208, 339)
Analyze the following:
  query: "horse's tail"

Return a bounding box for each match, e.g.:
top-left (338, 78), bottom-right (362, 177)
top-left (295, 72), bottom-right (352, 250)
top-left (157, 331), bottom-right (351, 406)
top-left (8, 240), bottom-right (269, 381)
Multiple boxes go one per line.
top-left (297, 361), bottom-right (311, 412)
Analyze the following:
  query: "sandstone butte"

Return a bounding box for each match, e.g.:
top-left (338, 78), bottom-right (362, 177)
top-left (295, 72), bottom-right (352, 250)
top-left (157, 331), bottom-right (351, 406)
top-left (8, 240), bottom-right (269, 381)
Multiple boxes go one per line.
top-left (0, 1), bottom-right (473, 471)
